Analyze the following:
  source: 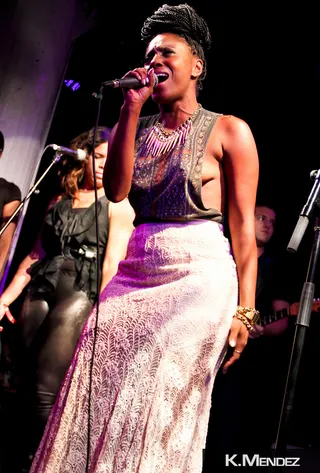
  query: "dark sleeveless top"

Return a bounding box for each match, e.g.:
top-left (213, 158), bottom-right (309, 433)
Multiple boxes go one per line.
top-left (0, 177), bottom-right (21, 224)
top-left (27, 195), bottom-right (109, 303)
top-left (129, 107), bottom-right (223, 227)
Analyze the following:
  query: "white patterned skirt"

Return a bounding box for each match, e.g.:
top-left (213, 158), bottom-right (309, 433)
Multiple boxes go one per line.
top-left (30, 220), bottom-right (238, 473)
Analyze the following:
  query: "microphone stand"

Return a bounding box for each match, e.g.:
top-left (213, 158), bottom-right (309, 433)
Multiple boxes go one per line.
top-left (269, 169), bottom-right (320, 471)
top-left (0, 150), bottom-right (63, 238)
top-left (0, 149), bottom-right (64, 294)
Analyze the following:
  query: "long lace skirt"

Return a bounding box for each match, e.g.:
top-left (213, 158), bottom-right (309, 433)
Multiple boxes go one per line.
top-left (30, 220), bottom-right (238, 473)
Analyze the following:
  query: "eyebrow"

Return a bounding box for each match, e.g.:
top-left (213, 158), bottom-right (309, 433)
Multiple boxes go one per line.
top-left (256, 213), bottom-right (275, 218)
top-left (145, 45), bottom-right (174, 61)
top-left (255, 214), bottom-right (276, 222)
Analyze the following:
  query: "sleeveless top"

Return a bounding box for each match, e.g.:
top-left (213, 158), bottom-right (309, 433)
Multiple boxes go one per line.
top-left (129, 107), bottom-right (223, 227)
top-left (28, 195), bottom-right (109, 303)
top-left (0, 177), bottom-right (21, 225)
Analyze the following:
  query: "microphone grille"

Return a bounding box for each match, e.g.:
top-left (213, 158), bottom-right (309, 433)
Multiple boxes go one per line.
top-left (77, 149), bottom-right (87, 161)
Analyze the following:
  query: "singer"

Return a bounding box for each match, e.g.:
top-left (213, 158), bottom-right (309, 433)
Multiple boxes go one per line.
top-left (29, 4), bottom-right (259, 473)
top-left (0, 126), bottom-right (134, 472)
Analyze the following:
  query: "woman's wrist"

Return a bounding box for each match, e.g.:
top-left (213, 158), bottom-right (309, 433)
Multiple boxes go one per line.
top-left (233, 305), bottom-right (260, 331)
top-left (120, 102), bottom-right (142, 119)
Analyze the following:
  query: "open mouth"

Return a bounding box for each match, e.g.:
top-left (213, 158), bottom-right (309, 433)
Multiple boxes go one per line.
top-left (156, 73), bottom-right (169, 84)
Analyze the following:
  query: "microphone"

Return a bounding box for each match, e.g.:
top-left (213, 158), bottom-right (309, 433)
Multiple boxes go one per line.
top-left (310, 169), bottom-right (320, 180)
top-left (103, 75), bottom-right (159, 89)
top-left (49, 144), bottom-right (87, 161)
top-left (287, 169), bottom-right (320, 253)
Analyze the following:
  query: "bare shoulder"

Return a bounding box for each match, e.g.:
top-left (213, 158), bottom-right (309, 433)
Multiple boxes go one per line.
top-left (216, 114), bottom-right (254, 138)
top-left (215, 114), bottom-right (257, 152)
top-left (209, 114), bottom-right (257, 163)
top-left (3, 199), bottom-right (20, 216)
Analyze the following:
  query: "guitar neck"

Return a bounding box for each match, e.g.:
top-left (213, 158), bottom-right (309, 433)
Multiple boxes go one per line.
top-left (261, 299), bottom-right (320, 326)
top-left (261, 308), bottom-right (289, 326)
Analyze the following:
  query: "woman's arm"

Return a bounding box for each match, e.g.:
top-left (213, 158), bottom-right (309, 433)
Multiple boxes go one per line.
top-left (103, 107), bottom-right (141, 203)
top-left (0, 199), bottom-right (21, 277)
top-left (103, 68), bottom-right (157, 202)
top-left (0, 197), bottom-right (58, 330)
top-left (0, 253), bottom-right (39, 307)
top-left (0, 249), bottom-right (40, 330)
top-left (99, 198), bottom-right (135, 292)
top-left (220, 115), bottom-right (259, 371)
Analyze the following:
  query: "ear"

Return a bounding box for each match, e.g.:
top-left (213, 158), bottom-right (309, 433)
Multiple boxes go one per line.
top-left (191, 58), bottom-right (203, 79)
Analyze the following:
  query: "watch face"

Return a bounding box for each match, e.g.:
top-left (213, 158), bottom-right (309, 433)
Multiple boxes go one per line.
top-left (249, 311), bottom-right (260, 324)
top-left (236, 306), bottom-right (260, 324)
top-left (237, 307), bottom-right (260, 324)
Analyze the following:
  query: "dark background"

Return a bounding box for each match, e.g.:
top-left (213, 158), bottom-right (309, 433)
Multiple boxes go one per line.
top-left (4, 0), bottom-right (320, 452)
top-left (15, 1), bottom-right (320, 298)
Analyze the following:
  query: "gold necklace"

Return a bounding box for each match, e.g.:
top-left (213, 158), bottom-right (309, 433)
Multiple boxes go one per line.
top-left (143, 104), bottom-right (202, 157)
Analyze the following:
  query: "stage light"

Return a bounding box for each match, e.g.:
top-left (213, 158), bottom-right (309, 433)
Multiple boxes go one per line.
top-left (64, 79), bottom-right (81, 91)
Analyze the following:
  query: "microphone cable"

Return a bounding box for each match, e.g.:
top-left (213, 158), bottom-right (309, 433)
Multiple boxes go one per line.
top-left (85, 83), bottom-right (104, 473)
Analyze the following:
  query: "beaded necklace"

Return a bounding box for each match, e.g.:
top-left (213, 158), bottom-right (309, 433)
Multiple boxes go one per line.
top-left (144, 104), bottom-right (202, 157)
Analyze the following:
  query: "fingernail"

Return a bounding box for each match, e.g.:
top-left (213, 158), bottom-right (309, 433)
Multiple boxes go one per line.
top-left (230, 340), bottom-right (236, 347)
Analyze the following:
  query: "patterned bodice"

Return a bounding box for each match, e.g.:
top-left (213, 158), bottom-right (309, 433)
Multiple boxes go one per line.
top-left (129, 107), bottom-right (223, 226)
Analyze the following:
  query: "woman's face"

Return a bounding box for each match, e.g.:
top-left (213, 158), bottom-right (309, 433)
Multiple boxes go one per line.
top-left (144, 33), bottom-right (203, 103)
top-left (83, 142), bottom-right (108, 189)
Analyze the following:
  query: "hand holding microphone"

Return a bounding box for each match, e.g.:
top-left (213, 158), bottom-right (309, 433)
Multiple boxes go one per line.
top-left (103, 73), bottom-right (159, 89)
top-left (103, 67), bottom-right (158, 90)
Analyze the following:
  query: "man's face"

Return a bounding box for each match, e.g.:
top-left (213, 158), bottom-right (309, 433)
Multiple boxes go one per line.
top-left (255, 206), bottom-right (276, 247)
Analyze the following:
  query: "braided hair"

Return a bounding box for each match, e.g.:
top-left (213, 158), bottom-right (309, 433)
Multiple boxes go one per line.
top-left (141, 4), bottom-right (211, 91)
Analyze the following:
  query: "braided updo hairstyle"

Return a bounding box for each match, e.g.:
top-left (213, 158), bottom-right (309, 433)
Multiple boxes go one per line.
top-left (141, 4), bottom-right (211, 91)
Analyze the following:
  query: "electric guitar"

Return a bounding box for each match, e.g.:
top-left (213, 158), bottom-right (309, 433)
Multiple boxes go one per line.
top-left (260, 298), bottom-right (320, 326)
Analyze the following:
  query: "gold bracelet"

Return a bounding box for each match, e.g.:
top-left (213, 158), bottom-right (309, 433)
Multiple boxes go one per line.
top-left (235, 305), bottom-right (260, 325)
top-left (234, 313), bottom-right (253, 331)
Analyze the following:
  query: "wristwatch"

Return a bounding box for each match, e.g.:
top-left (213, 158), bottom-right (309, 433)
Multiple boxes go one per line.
top-left (236, 306), bottom-right (260, 325)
